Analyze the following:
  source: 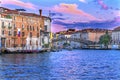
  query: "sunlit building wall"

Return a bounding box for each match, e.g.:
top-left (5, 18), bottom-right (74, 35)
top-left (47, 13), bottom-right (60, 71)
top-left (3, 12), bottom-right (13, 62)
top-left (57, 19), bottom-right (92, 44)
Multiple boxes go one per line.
top-left (0, 7), bottom-right (51, 50)
top-left (112, 27), bottom-right (120, 45)
top-left (0, 13), bottom-right (12, 49)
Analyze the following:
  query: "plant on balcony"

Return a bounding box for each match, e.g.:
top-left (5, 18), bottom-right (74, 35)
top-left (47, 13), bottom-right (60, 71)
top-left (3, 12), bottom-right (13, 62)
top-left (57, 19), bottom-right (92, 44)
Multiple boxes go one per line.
top-left (8, 26), bottom-right (12, 29)
top-left (44, 44), bottom-right (49, 48)
top-left (2, 26), bottom-right (5, 29)
top-left (22, 28), bottom-right (24, 30)
top-left (6, 15), bottom-right (12, 19)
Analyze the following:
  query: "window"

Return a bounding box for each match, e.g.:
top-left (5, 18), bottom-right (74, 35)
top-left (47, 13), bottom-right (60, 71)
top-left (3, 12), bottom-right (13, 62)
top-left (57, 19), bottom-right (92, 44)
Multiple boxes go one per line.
top-left (37, 26), bottom-right (39, 31)
top-left (30, 32), bottom-right (32, 37)
top-left (2, 31), bottom-right (4, 35)
top-left (44, 25), bottom-right (47, 31)
top-left (14, 24), bottom-right (16, 29)
top-left (33, 26), bottom-right (34, 31)
top-left (30, 26), bottom-right (32, 31)
top-left (14, 31), bottom-right (17, 36)
top-left (30, 40), bottom-right (32, 45)
top-left (27, 25), bottom-right (29, 31)
top-left (14, 16), bottom-right (15, 20)
top-left (22, 32), bottom-right (25, 37)
top-left (8, 31), bottom-right (11, 36)
top-left (2, 22), bottom-right (4, 28)
top-left (9, 40), bottom-right (10, 46)
top-left (22, 25), bottom-right (24, 29)
top-left (37, 33), bottom-right (39, 37)
top-left (8, 23), bottom-right (10, 26)
top-left (22, 17), bottom-right (23, 22)
top-left (36, 41), bottom-right (38, 45)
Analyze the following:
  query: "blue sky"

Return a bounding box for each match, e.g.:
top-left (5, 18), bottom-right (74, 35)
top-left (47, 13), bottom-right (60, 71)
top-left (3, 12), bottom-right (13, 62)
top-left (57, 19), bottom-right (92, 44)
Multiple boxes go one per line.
top-left (0, 0), bottom-right (120, 32)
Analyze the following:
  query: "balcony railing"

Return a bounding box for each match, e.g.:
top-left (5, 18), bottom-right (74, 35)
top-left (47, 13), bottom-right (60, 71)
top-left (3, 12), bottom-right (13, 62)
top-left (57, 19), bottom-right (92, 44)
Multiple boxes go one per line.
top-left (2, 26), bottom-right (5, 29)
top-left (5, 15), bottom-right (12, 19)
top-left (8, 26), bottom-right (12, 29)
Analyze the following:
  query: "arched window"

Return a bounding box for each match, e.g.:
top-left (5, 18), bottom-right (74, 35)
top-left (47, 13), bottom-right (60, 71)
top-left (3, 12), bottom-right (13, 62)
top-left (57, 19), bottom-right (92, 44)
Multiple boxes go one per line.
top-left (30, 32), bottom-right (32, 37)
top-left (2, 22), bottom-right (4, 28)
top-left (8, 23), bottom-right (10, 27)
top-left (37, 26), bottom-right (39, 31)
top-left (36, 41), bottom-right (38, 45)
top-left (9, 40), bottom-right (10, 47)
top-left (30, 26), bottom-right (32, 31)
top-left (27, 25), bottom-right (29, 31)
top-left (30, 40), bottom-right (32, 45)
top-left (37, 33), bottom-right (39, 37)
top-left (33, 26), bottom-right (34, 31)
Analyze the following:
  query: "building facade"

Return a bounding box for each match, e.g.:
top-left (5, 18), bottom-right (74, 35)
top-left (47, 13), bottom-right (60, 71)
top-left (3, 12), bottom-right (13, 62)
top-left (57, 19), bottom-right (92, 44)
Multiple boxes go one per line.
top-left (70, 31), bottom-right (82, 48)
top-left (41, 16), bottom-right (51, 48)
top-left (0, 7), bottom-right (51, 50)
top-left (112, 27), bottom-right (120, 45)
top-left (0, 14), bottom-right (12, 49)
top-left (81, 28), bottom-right (108, 43)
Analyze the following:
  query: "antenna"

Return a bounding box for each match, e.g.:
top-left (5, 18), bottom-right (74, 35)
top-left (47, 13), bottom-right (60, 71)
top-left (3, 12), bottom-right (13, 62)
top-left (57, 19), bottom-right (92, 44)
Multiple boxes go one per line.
top-left (49, 10), bottom-right (51, 17)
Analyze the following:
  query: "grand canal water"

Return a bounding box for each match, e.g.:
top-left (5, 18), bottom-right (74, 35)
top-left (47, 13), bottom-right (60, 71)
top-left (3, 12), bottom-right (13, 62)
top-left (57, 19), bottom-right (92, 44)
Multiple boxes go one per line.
top-left (0, 50), bottom-right (120, 80)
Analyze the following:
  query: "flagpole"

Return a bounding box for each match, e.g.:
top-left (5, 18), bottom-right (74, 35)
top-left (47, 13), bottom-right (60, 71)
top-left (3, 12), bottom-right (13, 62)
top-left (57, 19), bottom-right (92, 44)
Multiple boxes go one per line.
top-left (17, 28), bottom-right (21, 50)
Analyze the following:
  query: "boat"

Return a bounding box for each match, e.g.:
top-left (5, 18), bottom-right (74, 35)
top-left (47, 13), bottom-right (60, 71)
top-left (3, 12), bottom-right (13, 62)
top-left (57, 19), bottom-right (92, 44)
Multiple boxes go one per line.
top-left (66, 46), bottom-right (73, 51)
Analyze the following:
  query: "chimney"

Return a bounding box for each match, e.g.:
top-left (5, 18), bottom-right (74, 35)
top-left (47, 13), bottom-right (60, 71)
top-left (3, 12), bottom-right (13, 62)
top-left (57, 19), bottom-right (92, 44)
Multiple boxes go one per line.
top-left (39, 9), bottom-right (42, 16)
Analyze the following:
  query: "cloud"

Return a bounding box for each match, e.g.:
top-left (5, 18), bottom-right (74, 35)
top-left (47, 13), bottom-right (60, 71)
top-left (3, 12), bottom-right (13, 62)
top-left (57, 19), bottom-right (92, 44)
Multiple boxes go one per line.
top-left (114, 11), bottom-right (120, 16)
top-left (52, 17), bottom-right (67, 21)
top-left (1, 0), bottom-right (36, 9)
top-left (53, 18), bottom-right (120, 30)
top-left (97, 0), bottom-right (108, 10)
top-left (50, 12), bottom-right (63, 17)
top-left (51, 24), bottom-right (66, 33)
top-left (79, 0), bottom-right (87, 3)
top-left (52, 3), bottom-right (98, 21)
top-left (114, 17), bottom-right (120, 22)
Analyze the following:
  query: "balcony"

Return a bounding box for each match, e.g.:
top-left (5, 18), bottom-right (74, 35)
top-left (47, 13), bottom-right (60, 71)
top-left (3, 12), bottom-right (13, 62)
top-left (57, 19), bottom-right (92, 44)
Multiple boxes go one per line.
top-left (22, 28), bottom-right (25, 30)
top-left (13, 27), bottom-right (17, 30)
top-left (2, 26), bottom-right (5, 29)
top-left (5, 15), bottom-right (12, 19)
top-left (8, 26), bottom-right (12, 29)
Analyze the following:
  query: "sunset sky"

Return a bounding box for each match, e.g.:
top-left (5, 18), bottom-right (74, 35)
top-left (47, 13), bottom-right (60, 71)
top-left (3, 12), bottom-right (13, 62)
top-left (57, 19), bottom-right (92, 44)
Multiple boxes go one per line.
top-left (0, 0), bottom-right (120, 32)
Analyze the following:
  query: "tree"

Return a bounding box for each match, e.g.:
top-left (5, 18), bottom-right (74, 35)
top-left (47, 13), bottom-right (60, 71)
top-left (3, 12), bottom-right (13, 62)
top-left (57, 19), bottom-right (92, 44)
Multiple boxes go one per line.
top-left (63, 43), bottom-right (70, 47)
top-left (99, 31), bottom-right (111, 49)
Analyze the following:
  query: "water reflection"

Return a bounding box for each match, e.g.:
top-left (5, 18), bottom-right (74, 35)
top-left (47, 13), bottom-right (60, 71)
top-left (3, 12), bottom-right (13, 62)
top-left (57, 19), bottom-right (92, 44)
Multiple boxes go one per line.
top-left (0, 50), bottom-right (120, 80)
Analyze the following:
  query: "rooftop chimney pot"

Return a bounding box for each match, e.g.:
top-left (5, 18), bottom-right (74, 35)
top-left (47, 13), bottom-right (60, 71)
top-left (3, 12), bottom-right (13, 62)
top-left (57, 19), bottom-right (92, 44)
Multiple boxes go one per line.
top-left (39, 9), bottom-right (42, 16)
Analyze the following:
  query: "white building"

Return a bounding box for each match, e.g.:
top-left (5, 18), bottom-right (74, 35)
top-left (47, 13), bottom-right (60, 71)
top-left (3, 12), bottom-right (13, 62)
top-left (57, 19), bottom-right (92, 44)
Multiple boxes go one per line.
top-left (41, 17), bottom-right (51, 48)
top-left (0, 14), bottom-right (12, 49)
top-left (112, 27), bottom-right (120, 45)
top-left (70, 31), bottom-right (81, 48)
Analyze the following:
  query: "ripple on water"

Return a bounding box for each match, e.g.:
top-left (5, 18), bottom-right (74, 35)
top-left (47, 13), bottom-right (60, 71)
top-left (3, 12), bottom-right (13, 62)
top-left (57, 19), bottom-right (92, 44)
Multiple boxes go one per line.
top-left (0, 50), bottom-right (120, 80)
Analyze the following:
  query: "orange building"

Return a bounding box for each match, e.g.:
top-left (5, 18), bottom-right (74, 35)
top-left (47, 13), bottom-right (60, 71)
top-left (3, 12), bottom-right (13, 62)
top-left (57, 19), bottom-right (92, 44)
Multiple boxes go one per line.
top-left (81, 28), bottom-right (111, 43)
top-left (0, 7), bottom-right (51, 50)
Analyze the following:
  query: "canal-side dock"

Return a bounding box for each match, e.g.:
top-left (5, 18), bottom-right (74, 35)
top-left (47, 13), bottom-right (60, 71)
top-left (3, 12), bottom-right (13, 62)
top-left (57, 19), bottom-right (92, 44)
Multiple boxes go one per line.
top-left (1, 47), bottom-right (120, 55)
top-left (0, 48), bottom-right (51, 54)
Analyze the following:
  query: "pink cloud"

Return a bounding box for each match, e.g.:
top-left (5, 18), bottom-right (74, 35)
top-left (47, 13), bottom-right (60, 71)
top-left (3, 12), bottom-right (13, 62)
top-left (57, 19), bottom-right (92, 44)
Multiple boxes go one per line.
top-left (114, 17), bottom-right (120, 22)
top-left (97, 0), bottom-right (108, 10)
top-left (51, 23), bottom-right (66, 33)
top-left (1, 0), bottom-right (36, 10)
top-left (79, 0), bottom-right (87, 3)
top-left (52, 3), bottom-right (97, 20)
top-left (116, 11), bottom-right (120, 16)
